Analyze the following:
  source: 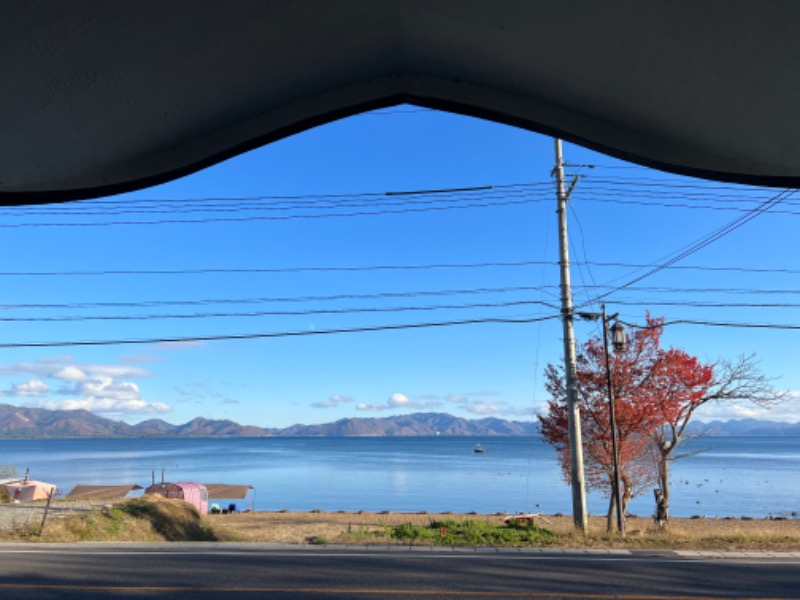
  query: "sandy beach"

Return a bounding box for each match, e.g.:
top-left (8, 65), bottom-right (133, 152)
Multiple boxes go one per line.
top-left (206, 510), bottom-right (800, 549)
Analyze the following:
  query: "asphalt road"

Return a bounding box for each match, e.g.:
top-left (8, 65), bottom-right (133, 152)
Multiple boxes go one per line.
top-left (0, 544), bottom-right (798, 599)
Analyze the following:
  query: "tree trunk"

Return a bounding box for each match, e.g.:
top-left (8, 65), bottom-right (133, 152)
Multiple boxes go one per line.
top-left (654, 448), bottom-right (670, 529)
top-left (621, 482), bottom-right (632, 519)
top-left (661, 451), bottom-right (670, 521)
top-left (606, 492), bottom-right (616, 533)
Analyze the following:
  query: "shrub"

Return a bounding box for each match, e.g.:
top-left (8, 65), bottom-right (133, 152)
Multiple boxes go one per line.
top-left (389, 519), bottom-right (555, 546)
top-left (122, 496), bottom-right (220, 541)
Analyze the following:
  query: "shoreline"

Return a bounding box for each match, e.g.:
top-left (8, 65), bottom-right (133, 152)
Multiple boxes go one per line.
top-left (207, 509), bottom-right (800, 548)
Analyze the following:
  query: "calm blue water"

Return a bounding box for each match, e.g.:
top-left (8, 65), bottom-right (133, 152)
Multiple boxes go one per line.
top-left (1, 436), bottom-right (798, 518)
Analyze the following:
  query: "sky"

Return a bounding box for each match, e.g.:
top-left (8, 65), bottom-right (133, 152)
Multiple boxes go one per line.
top-left (1, 106), bottom-right (799, 427)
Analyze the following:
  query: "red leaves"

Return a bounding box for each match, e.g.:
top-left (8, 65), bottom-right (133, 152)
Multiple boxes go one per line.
top-left (538, 315), bottom-right (714, 500)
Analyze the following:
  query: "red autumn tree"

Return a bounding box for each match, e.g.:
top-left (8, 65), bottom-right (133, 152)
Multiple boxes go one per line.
top-left (539, 315), bottom-right (720, 531)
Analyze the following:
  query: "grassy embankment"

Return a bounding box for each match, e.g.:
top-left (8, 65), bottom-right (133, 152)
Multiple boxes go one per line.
top-left (0, 495), bottom-right (239, 543)
top-left (2, 497), bottom-right (800, 550)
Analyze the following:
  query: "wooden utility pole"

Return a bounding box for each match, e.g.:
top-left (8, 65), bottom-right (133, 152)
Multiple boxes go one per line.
top-left (554, 139), bottom-right (588, 533)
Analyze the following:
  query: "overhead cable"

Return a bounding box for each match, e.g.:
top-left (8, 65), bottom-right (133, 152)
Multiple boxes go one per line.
top-left (0, 315), bottom-right (561, 349)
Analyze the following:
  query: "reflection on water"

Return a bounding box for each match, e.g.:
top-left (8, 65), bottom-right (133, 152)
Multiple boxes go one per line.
top-left (1, 436), bottom-right (797, 517)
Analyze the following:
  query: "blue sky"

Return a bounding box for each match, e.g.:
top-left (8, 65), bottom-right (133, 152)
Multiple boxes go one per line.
top-left (1, 106), bottom-right (799, 427)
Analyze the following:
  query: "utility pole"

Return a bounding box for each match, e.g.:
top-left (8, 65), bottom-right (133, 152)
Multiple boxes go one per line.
top-left (601, 304), bottom-right (625, 535)
top-left (554, 138), bottom-right (588, 533)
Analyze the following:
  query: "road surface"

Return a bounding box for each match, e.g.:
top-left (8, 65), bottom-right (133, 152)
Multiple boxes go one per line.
top-left (1, 543), bottom-right (798, 599)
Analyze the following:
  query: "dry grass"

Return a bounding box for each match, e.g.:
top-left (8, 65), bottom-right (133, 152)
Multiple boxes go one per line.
top-left (3, 503), bottom-right (799, 550)
top-left (209, 511), bottom-right (800, 550)
top-left (546, 515), bottom-right (800, 551)
top-left (209, 510), bottom-right (498, 545)
top-left (0, 495), bottom-right (240, 543)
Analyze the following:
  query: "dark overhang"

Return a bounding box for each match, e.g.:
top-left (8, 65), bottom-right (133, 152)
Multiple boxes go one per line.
top-left (3, 1), bottom-right (799, 205)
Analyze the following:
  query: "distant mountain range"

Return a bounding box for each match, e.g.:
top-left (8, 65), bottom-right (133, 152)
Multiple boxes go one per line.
top-left (685, 418), bottom-right (800, 437)
top-left (0, 404), bottom-right (537, 438)
top-left (0, 403), bottom-right (797, 438)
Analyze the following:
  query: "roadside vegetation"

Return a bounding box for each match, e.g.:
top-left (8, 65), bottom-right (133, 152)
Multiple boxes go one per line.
top-left (0, 495), bottom-right (240, 543)
top-left (2, 504), bottom-right (799, 550)
top-left (210, 510), bottom-right (800, 551)
top-left (387, 519), bottom-right (556, 546)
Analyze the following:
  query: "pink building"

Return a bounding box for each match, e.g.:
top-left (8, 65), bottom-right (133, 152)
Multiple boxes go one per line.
top-left (2, 479), bottom-right (56, 502)
top-left (144, 481), bottom-right (209, 514)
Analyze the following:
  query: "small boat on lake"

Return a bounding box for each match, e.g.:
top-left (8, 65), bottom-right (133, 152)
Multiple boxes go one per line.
top-left (473, 444), bottom-right (485, 453)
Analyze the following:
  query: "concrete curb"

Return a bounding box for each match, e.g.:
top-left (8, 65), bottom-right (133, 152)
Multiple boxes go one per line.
top-left (1, 542), bottom-right (799, 559)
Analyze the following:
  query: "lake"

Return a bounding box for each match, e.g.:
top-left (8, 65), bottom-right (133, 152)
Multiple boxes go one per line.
top-left (1, 436), bottom-right (798, 518)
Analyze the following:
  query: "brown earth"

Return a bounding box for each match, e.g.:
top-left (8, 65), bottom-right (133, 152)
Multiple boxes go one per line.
top-left (207, 510), bottom-right (800, 550)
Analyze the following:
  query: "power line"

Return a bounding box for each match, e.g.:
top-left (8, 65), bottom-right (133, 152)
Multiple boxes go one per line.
top-left (598, 299), bottom-right (800, 309)
top-left (0, 260), bottom-right (554, 277)
top-left (0, 285), bottom-right (556, 310)
top-left (0, 315), bottom-right (561, 349)
top-left (0, 309), bottom-right (797, 349)
top-left (570, 195), bottom-right (800, 215)
top-left (623, 318), bottom-right (800, 332)
top-left (0, 299), bottom-right (560, 323)
top-left (583, 261), bottom-right (800, 275)
top-left (0, 196), bottom-right (543, 227)
top-left (3, 176), bottom-right (788, 217)
top-left (577, 188), bottom-right (796, 307)
top-left (1, 182), bottom-right (553, 212)
top-left (3, 258), bottom-right (800, 278)
top-left (4, 285), bottom-right (800, 313)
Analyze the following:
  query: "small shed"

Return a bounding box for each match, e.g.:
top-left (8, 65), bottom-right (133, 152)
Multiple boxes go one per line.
top-left (145, 481), bottom-right (208, 514)
top-left (203, 483), bottom-right (254, 513)
top-left (2, 479), bottom-right (56, 502)
top-left (67, 484), bottom-right (142, 501)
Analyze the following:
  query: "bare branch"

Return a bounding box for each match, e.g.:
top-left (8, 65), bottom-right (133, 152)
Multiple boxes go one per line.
top-left (703, 354), bottom-right (785, 407)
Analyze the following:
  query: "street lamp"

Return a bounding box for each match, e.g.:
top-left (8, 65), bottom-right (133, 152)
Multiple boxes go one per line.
top-left (578, 305), bottom-right (627, 535)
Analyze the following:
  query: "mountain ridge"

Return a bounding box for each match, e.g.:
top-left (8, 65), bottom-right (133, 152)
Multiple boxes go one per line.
top-left (0, 404), bottom-right (797, 438)
top-left (0, 404), bottom-right (538, 438)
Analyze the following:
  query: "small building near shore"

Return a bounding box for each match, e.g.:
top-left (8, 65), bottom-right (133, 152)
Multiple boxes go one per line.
top-left (67, 484), bottom-right (142, 501)
top-left (2, 479), bottom-right (56, 502)
top-left (145, 481), bottom-right (208, 514)
top-left (204, 483), bottom-right (254, 513)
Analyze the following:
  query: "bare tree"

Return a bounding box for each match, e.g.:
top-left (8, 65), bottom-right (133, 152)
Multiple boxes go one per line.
top-left (651, 354), bottom-right (784, 526)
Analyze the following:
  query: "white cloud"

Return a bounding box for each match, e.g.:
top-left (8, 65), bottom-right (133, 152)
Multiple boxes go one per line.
top-left (356, 402), bottom-right (390, 412)
top-left (173, 382), bottom-right (228, 403)
top-left (445, 392), bottom-right (534, 418)
top-left (0, 357), bottom-right (149, 381)
top-left (355, 392), bottom-right (422, 412)
top-left (0, 357), bottom-right (168, 417)
top-left (35, 397), bottom-right (171, 415)
top-left (463, 400), bottom-right (503, 415)
top-left (693, 393), bottom-right (800, 424)
top-left (462, 401), bottom-right (534, 417)
top-left (155, 340), bottom-right (206, 351)
top-left (311, 395), bottom-right (353, 409)
top-left (34, 375), bottom-right (171, 415)
top-left (55, 365), bottom-right (87, 381)
top-left (118, 353), bottom-right (162, 364)
top-left (2, 378), bottom-right (49, 398)
top-left (388, 392), bottom-right (419, 408)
